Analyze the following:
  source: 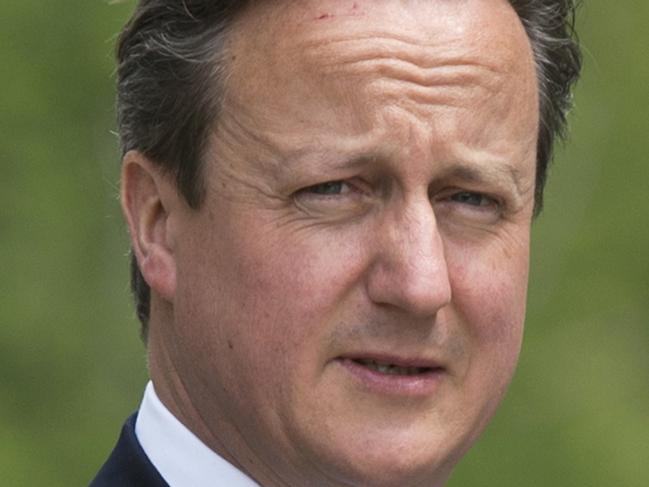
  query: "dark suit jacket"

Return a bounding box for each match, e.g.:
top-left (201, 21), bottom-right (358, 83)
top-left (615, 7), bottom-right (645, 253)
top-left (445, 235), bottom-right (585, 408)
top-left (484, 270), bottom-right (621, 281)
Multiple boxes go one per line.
top-left (89, 413), bottom-right (169, 487)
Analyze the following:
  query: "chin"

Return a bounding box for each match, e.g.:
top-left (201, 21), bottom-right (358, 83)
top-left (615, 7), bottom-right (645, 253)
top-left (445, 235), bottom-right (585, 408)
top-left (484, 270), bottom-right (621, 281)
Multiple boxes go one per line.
top-left (329, 452), bottom-right (455, 487)
top-left (303, 426), bottom-right (467, 487)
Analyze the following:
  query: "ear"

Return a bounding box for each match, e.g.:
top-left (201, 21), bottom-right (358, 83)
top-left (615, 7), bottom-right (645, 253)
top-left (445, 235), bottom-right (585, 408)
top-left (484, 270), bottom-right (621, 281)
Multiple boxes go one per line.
top-left (121, 151), bottom-right (178, 302)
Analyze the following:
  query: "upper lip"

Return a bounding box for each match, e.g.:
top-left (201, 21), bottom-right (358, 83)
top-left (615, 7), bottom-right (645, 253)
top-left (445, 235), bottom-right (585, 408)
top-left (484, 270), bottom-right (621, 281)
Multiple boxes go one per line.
top-left (337, 352), bottom-right (444, 370)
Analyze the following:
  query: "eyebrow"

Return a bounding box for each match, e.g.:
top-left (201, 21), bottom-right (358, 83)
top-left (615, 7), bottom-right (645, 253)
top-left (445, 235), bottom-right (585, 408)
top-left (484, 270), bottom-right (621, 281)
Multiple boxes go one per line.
top-left (343, 153), bottom-right (526, 195)
top-left (440, 163), bottom-right (524, 190)
top-left (278, 144), bottom-right (529, 199)
top-left (279, 148), bottom-right (379, 175)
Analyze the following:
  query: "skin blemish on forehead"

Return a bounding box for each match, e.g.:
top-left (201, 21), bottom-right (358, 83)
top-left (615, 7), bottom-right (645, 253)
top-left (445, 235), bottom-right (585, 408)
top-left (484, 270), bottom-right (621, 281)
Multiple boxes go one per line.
top-left (313, 1), bottom-right (364, 21)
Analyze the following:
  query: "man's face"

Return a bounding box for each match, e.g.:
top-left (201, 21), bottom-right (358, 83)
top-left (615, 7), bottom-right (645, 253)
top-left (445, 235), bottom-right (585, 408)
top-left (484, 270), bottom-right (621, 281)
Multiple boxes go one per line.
top-left (159, 0), bottom-right (538, 485)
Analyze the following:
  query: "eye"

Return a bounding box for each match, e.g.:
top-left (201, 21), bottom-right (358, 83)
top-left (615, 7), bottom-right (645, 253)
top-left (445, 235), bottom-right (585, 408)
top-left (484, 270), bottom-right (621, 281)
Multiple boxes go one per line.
top-left (433, 189), bottom-right (503, 226)
top-left (301, 180), bottom-right (351, 196)
top-left (450, 191), bottom-right (494, 208)
top-left (293, 179), bottom-right (370, 218)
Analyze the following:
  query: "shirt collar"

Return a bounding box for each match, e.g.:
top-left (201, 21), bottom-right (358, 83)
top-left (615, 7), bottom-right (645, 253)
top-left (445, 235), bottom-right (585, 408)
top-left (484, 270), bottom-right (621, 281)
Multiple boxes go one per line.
top-left (135, 381), bottom-right (260, 487)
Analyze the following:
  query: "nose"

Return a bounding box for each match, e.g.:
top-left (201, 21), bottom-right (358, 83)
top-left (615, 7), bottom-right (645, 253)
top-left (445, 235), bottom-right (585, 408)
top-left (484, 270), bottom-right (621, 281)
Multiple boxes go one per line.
top-left (365, 198), bottom-right (452, 318)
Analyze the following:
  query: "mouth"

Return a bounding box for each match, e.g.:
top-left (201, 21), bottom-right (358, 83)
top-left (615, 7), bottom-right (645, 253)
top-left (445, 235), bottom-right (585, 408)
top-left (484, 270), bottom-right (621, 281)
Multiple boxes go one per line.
top-left (351, 358), bottom-right (436, 376)
top-left (336, 354), bottom-right (446, 397)
top-left (336, 355), bottom-right (445, 396)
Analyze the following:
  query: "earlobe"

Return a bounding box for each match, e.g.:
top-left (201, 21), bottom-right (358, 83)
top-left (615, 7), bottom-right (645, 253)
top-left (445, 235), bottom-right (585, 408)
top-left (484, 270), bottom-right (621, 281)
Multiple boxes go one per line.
top-left (121, 151), bottom-right (177, 302)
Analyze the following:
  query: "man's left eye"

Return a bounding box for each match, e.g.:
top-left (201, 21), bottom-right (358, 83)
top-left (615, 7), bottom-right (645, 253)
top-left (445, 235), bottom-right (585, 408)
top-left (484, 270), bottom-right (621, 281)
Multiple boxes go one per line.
top-left (450, 191), bottom-right (494, 207)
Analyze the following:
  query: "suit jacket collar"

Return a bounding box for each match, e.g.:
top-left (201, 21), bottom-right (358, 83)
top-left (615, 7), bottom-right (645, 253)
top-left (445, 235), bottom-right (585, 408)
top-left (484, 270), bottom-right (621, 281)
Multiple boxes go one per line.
top-left (89, 413), bottom-right (168, 487)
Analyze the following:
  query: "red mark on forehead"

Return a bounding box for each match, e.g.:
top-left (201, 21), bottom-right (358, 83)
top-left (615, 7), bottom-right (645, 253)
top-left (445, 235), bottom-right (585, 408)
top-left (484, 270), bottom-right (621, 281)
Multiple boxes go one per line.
top-left (314, 2), bottom-right (363, 21)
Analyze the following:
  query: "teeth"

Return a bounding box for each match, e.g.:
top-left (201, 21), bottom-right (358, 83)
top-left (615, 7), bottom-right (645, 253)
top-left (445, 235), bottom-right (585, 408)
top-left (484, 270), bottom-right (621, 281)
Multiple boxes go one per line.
top-left (359, 360), bottom-right (424, 376)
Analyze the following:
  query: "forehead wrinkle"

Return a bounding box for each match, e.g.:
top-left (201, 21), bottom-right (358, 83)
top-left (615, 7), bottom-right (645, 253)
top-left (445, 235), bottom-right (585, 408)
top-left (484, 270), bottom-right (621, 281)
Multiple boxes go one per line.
top-left (342, 58), bottom-right (504, 110)
top-left (300, 32), bottom-right (508, 76)
top-left (295, 33), bottom-right (513, 110)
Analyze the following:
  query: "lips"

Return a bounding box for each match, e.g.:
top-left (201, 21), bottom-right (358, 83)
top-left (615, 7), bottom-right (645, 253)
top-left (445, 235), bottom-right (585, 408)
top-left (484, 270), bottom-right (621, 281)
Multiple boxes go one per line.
top-left (337, 353), bottom-right (444, 377)
top-left (352, 358), bottom-right (436, 376)
top-left (336, 353), bottom-right (446, 398)
top-left (336, 354), bottom-right (445, 396)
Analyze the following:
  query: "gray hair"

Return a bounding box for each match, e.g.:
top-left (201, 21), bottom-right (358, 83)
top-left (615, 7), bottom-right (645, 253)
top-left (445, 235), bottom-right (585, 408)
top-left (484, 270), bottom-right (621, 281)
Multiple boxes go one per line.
top-left (116, 0), bottom-right (582, 338)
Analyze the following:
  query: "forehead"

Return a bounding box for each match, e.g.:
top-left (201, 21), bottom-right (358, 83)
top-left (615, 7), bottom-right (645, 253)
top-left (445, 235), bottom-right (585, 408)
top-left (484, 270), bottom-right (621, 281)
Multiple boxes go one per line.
top-left (228, 0), bottom-right (535, 97)
top-left (222, 0), bottom-right (538, 170)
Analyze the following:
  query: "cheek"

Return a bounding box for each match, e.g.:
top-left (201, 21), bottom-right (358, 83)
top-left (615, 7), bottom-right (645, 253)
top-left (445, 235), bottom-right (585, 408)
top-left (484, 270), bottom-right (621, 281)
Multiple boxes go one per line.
top-left (186, 222), bottom-right (366, 371)
top-left (448, 237), bottom-right (530, 362)
top-left (186, 225), bottom-right (372, 436)
top-left (170, 227), bottom-right (334, 421)
top-left (442, 238), bottom-right (529, 438)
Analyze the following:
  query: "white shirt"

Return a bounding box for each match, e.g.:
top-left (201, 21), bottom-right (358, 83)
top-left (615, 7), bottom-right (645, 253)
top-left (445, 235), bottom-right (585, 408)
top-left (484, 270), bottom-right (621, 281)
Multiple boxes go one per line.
top-left (135, 381), bottom-right (261, 487)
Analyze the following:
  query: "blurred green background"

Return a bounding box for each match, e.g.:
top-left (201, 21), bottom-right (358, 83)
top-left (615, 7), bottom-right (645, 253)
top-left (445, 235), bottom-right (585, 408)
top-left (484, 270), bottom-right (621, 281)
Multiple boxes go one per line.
top-left (1, 1), bottom-right (647, 485)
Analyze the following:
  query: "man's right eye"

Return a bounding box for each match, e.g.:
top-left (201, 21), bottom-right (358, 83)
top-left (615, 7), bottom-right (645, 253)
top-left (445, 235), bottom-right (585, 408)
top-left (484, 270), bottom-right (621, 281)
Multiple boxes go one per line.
top-left (301, 181), bottom-right (351, 196)
top-left (292, 179), bottom-right (371, 218)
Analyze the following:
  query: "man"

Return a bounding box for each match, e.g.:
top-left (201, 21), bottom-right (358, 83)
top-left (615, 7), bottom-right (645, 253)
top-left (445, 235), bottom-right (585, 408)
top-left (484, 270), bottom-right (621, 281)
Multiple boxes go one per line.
top-left (92, 0), bottom-right (581, 486)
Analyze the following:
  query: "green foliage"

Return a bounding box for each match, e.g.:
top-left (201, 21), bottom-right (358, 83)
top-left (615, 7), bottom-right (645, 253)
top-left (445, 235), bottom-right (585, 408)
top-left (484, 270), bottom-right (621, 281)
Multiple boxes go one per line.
top-left (1, 1), bottom-right (647, 485)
